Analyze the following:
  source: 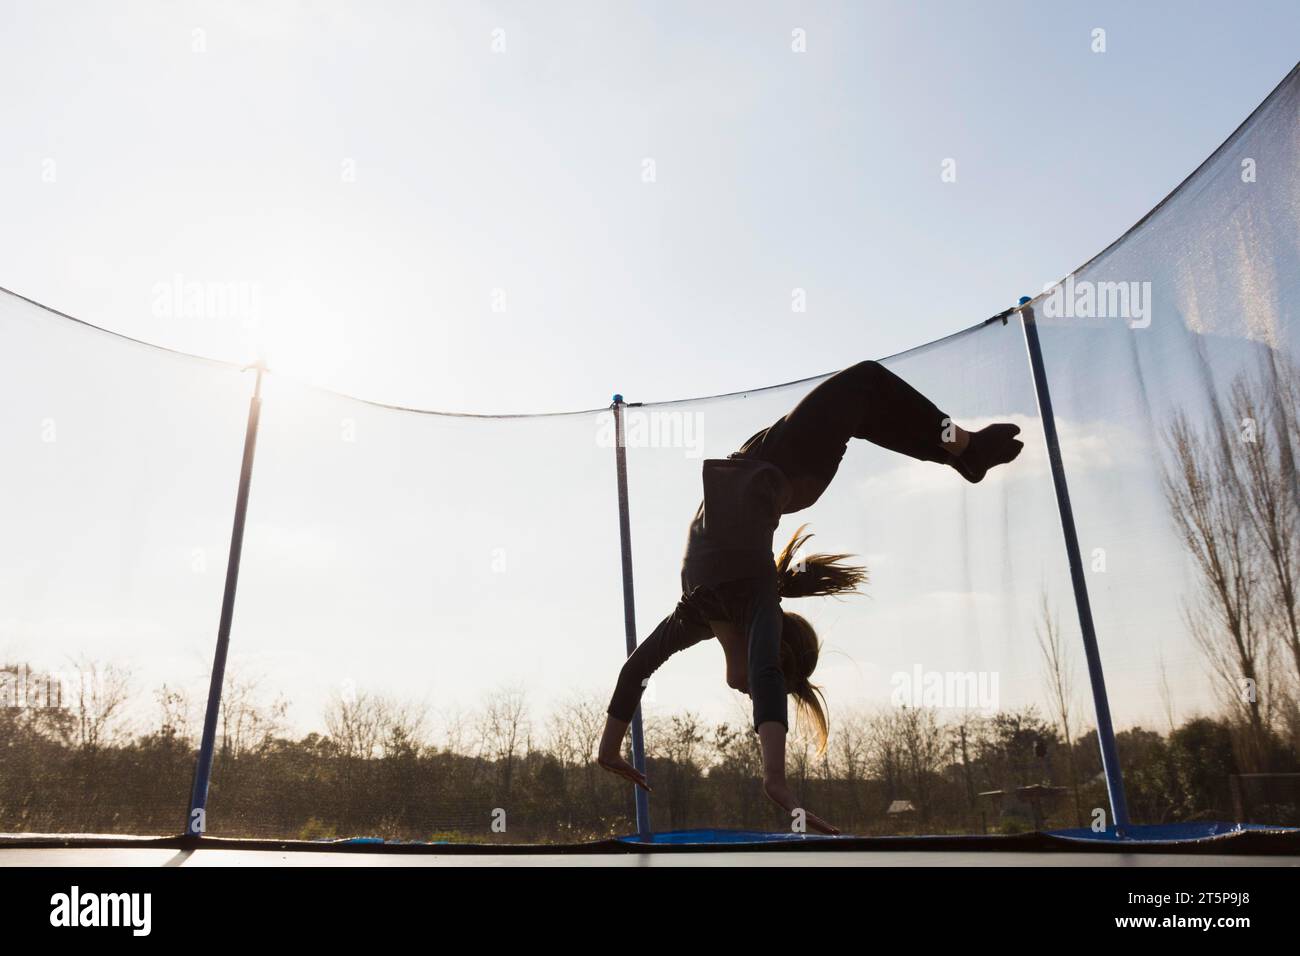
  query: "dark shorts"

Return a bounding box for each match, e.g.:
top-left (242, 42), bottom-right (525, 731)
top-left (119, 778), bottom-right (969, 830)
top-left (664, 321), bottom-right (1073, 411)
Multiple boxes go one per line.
top-left (683, 571), bottom-right (788, 731)
top-left (684, 568), bottom-right (778, 626)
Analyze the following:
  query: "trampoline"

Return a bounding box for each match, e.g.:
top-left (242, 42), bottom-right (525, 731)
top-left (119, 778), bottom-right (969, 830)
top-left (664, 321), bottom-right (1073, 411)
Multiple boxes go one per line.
top-left (2, 847), bottom-right (1296, 868)
top-left (3, 823), bottom-right (1300, 867)
top-left (2, 61), bottom-right (1300, 864)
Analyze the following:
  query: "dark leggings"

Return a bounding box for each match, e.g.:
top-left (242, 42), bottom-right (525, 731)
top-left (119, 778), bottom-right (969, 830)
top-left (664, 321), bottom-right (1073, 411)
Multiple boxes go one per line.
top-left (728, 360), bottom-right (952, 729)
top-left (737, 360), bottom-right (952, 512)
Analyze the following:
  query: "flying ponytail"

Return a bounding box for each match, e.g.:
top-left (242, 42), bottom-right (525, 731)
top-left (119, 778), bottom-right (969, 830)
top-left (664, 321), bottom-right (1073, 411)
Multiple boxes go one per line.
top-left (773, 525), bottom-right (864, 755)
top-left (774, 524), bottom-right (867, 599)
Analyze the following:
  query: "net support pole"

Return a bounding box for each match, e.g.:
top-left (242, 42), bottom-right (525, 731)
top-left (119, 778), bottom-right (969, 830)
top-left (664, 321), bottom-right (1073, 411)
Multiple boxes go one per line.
top-left (611, 394), bottom-right (651, 839)
top-left (185, 363), bottom-right (265, 837)
top-left (1018, 300), bottom-right (1131, 834)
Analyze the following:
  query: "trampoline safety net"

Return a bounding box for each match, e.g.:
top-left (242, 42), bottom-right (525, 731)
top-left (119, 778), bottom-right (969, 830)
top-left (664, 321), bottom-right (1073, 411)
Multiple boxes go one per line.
top-left (1, 63), bottom-right (1298, 845)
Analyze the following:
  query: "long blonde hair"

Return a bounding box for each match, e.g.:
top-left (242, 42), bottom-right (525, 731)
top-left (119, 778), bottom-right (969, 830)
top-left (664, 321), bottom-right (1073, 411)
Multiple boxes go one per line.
top-left (773, 524), bottom-right (866, 754)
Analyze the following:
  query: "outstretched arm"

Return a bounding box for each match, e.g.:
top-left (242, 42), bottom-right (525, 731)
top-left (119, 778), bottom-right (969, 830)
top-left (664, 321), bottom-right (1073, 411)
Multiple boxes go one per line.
top-left (606, 599), bottom-right (711, 724)
top-left (758, 722), bottom-right (838, 835)
top-left (597, 715), bottom-right (648, 790)
top-left (599, 599), bottom-right (711, 788)
top-left (736, 579), bottom-right (840, 836)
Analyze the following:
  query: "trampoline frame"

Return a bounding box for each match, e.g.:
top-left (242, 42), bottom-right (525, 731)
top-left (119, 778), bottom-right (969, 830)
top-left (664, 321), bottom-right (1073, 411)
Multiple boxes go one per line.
top-left (2, 825), bottom-right (1299, 858)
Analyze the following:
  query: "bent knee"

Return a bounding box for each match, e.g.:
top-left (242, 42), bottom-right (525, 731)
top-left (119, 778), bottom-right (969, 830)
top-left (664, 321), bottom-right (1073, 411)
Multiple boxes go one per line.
top-left (846, 359), bottom-right (886, 383)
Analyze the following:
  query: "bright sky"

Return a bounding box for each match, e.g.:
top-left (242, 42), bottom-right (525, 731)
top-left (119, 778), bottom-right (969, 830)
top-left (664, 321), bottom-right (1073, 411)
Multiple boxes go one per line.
top-left (1, 1), bottom-right (1296, 414)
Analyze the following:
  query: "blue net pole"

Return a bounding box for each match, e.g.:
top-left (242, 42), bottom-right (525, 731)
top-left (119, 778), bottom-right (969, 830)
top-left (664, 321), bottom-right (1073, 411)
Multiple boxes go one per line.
top-left (185, 365), bottom-right (264, 836)
top-left (1018, 301), bottom-right (1131, 833)
top-left (611, 395), bottom-right (651, 838)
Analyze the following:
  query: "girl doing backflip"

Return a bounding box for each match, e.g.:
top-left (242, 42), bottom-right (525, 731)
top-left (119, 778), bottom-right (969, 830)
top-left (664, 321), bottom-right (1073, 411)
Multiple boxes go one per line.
top-left (597, 360), bottom-right (1024, 834)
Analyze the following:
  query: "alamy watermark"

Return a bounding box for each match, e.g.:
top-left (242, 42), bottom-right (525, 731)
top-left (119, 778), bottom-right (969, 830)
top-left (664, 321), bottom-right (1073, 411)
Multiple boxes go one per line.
top-left (150, 273), bottom-right (261, 328)
top-left (1042, 274), bottom-right (1152, 329)
top-left (0, 664), bottom-right (107, 710)
top-left (49, 886), bottom-right (151, 936)
top-left (596, 408), bottom-right (704, 458)
top-left (890, 665), bottom-right (999, 712)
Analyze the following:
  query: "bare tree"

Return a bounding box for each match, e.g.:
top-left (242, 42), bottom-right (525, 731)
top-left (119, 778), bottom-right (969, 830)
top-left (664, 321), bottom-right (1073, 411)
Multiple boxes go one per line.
top-left (69, 657), bottom-right (131, 752)
top-left (219, 671), bottom-right (288, 759)
top-left (645, 713), bottom-right (706, 829)
top-left (896, 706), bottom-right (948, 823)
top-left (155, 683), bottom-right (194, 745)
top-left (1036, 591), bottom-right (1083, 825)
top-left (544, 693), bottom-right (608, 819)
top-left (1156, 653), bottom-right (1177, 735)
top-left (476, 686), bottom-right (531, 800)
top-left (377, 698), bottom-right (427, 759)
top-left (324, 689), bottom-right (384, 759)
top-left (1233, 370), bottom-right (1300, 691)
top-left (1163, 409), bottom-right (1272, 764)
top-left (819, 707), bottom-right (867, 824)
top-left (831, 708), bottom-right (869, 783)
top-left (545, 693), bottom-right (605, 769)
top-left (646, 712), bottom-right (704, 767)
top-left (866, 708), bottom-right (905, 809)
top-left (435, 705), bottom-right (471, 756)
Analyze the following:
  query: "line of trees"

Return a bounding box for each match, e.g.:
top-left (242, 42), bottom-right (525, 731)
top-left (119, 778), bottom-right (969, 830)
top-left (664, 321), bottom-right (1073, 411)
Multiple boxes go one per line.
top-left (2, 658), bottom-right (1292, 842)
